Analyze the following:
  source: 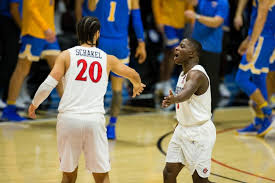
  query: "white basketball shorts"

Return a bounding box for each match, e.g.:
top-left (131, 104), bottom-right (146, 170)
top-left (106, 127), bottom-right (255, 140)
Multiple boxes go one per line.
top-left (57, 113), bottom-right (110, 173)
top-left (166, 120), bottom-right (216, 178)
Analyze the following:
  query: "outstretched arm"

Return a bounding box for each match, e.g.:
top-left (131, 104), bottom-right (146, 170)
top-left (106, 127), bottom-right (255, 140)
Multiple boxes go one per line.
top-left (107, 55), bottom-right (145, 97)
top-left (246, 0), bottom-right (271, 62)
top-left (28, 51), bottom-right (68, 119)
top-left (162, 71), bottom-right (205, 107)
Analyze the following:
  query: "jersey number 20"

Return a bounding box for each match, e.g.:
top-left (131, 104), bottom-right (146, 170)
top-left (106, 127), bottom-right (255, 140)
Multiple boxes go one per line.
top-left (75, 59), bottom-right (102, 83)
top-left (107, 1), bottom-right (117, 22)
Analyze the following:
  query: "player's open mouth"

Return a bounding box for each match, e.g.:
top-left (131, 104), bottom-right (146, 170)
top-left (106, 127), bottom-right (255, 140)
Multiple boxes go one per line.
top-left (174, 53), bottom-right (179, 60)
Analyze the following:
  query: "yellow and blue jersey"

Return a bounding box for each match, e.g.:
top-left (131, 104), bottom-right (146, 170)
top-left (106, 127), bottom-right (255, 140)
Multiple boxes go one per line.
top-left (83, 0), bottom-right (131, 39)
top-left (248, 0), bottom-right (275, 37)
top-left (21, 0), bottom-right (55, 39)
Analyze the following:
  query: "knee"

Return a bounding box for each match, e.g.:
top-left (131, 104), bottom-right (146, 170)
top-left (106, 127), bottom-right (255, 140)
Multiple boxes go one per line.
top-left (14, 61), bottom-right (31, 77)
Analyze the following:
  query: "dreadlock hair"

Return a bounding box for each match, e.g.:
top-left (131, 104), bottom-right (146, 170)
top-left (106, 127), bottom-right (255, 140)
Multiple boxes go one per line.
top-left (76, 16), bottom-right (101, 46)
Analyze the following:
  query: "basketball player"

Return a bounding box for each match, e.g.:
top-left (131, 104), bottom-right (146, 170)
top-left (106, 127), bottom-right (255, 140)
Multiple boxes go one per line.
top-left (1, 0), bottom-right (63, 121)
top-left (28, 17), bottom-right (145, 183)
top-left (235, 0), bottom-right (274, 136)
top-left (75, 0), bottom-right (146, 139)
top-left (162, 38), bottom-right (216, 183)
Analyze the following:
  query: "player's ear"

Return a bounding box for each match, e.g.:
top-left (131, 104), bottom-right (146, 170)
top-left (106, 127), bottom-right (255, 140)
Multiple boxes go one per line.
top-left (96, 30), bottom-right (100, 40)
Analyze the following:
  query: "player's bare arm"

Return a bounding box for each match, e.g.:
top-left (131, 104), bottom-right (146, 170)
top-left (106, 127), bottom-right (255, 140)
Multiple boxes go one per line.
top-left (107, 55), bottom-right (146, 97)
top-left (246, 0), bottom-right (272, 62)
top-left (131, 0), bottom-right (147, 64)
top-left (162, 70), bottom-right (208, 108)
top-left (75, 0), bottom-right (85, 23)
top-left (28, 51), bottom-right (69, 119)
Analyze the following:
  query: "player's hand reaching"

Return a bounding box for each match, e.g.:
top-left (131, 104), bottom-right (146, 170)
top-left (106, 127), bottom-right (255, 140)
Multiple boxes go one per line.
top-left (44, 29), bottom-right (56, 43)
top-left (28, 104), bottom-right (37, 119)
top-left (246, 44), bottom-right (255, 62)
top-left (162, 90), bottom-right (176, 108)
top-left (132, 83), bottom-right (146, 98)
top-left (135, 42), bottom-right (147, 64)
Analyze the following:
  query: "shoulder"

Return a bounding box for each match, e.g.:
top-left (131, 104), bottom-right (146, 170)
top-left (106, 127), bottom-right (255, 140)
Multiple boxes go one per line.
top-left (107, 54), bottom-right (119, 65)
top-left (59, 49), bottom-right (70, 58)
top-left (186, 69), bottom-right (208, 83)
top-left (56, 50), bottom-right (70, 64)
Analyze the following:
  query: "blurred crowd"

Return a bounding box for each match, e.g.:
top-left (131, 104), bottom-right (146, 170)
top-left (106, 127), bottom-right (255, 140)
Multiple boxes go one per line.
top-left (0, 0), bottom-right (270, 113)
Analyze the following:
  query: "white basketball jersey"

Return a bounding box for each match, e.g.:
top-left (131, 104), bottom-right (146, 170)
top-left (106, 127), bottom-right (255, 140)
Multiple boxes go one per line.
top-left (58, 46), bottom-right (108, 114)
top-left (175, 65), bottom-right (212, 126)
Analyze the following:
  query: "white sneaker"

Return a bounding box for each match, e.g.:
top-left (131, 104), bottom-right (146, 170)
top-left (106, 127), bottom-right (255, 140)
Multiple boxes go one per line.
top-left (0, 99), bottom-right (6, 108)
top-left (219, 83), bottom-right (230, 97)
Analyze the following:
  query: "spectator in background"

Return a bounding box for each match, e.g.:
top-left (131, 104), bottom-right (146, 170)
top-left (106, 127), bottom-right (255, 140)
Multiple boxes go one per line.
top-left (184, 0), bottom-right (229, 112)
top-left (152, 0), bottom-right (193, 102)
top-left (1, 0), bottom-right (63, 122)
top-left (0, 0), bottom-right (22, 108)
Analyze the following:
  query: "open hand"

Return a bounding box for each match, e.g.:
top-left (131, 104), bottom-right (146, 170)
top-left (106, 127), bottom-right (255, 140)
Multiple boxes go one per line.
top-left (28, 103), bottom-right (37, 119)
top-left (132, 83), bottom-right (146, 98)
top-left (162, 90), bottom-right (176, 108)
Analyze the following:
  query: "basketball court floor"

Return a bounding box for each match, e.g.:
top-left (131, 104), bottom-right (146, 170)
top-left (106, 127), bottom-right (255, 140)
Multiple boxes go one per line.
top-left (0, 107), bottom-right (274, 183)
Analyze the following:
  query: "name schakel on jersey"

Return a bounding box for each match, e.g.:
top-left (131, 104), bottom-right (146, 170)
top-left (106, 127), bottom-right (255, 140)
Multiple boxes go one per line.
top-left (75, 48), bottom-right (102, 59)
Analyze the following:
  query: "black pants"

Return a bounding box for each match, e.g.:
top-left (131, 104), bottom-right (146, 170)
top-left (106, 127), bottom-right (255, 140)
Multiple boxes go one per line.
top-left (199, 50), bottom-right (221, 111)
top-left (0, 15), bottom-right (20, 101)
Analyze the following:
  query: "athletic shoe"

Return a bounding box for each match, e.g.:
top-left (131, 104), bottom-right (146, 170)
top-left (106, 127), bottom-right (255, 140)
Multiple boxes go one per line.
top-left (107, 124), bottom-right (116, 140)
top-left (1, 105), bottom-right (26, 122)
top-left (236, 123), bottom-right (259, 135)
top-left (257, 118), bottom-right (273, 137)
top-left (0, 99), bottom-right (6, 109)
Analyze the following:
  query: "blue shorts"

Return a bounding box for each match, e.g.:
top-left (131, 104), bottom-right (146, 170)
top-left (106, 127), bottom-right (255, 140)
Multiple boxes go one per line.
top-left (19, 35), bottom-right (60, 62)
top-left (239, 36), bottom-right (275, 75)
top-left (98, 36), bottom-right (129, 78)
top-left (164, 25), bottom-right (184, 49)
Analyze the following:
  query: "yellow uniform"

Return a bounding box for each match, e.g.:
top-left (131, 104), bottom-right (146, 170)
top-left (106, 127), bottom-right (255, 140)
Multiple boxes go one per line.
top-left (152, 0), bottom-right (193, 29)
top-left (21, 0), bottom-right (55, 39)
